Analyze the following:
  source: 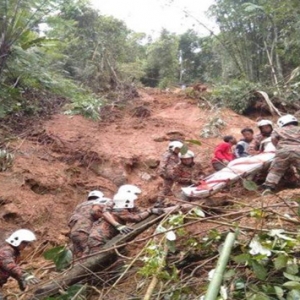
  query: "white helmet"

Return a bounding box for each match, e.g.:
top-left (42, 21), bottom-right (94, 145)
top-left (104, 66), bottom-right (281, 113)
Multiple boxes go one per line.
top-left (257, 120), bottom-right (273, 128)
top-left (87, 190), bottom-right (104, 201)
top-left (168, 141), bottom-right (183, 152)
top-left (118, 184), bottom-right (141, 195)
top-left (277, 114), bottom-right (298, 127)
top-left (179, 150), bottom-right (195, 159)
top-left (6, 229), bottom-right (36, 247)
top-left (113, 192), bottom-right (138, 209)
top-left (92, 197), bottom-right (111, 206)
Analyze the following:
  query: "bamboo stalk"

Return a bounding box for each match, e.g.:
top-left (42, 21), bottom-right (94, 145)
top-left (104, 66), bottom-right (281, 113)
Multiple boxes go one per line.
top-left (143, 242), bottom-right (168, 300)
top-left (203, 232), bottom-right (237, 300)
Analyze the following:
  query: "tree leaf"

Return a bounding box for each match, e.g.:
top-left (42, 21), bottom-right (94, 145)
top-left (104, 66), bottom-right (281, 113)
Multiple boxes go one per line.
top-left (283, 272), bottom-right (300, 282)
top-left (251, 260), bottom-right (267, 280)
top-left (274, 255), bottom-right (288, 270)
top-left (185, 139), bottom-right (202, 146)
top-left (283, 281), bottom-right (300, 290)
top-left (243, 3), bottom-right (264, 13)
top-left (223, 269), bottom-right (235, 281)
top-left (180, 144), bottom-right (188, 155)
top-left (243, 179), bottom-right (258, 191)
top-left (274, 286), bottom-right (284, 300)
top-left (44, 246), bottom-right (72, 271)
top-left (192, 207), bottom-right (205, 217)
top-left (286, 263), bottom-right (299, 275)
top-left (287, 289), bottom-right (300, 300)
top-left (55, 248), bottom-right (72, 271)
top-left (43, 246), bottom-right (65, 260)
top-left (166, 240), bottom-right (176, 253)
top-left (232, 253), bottom-right (251, 264)
top-left (249, 292), bottom-right (270, 300)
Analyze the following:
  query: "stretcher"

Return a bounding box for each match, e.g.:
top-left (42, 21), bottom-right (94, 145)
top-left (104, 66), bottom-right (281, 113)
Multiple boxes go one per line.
top-left (181, 138), bottom-right (276, 198)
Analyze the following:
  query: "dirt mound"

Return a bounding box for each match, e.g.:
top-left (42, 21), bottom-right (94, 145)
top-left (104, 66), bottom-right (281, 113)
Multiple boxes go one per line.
top-left (0, 88), bottom-right (274, 296)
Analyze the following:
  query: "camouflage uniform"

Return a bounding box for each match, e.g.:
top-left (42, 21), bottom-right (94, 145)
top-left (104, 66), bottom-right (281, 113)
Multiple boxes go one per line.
top-left (157, 151), bottom-right (180, 201)
top-left (264, 125), bottom-right (300, 189)
top-left (248, 133), bottom-right (272, 183)
top-left (86, 208), bottom-right (151, 254)
top-left (0, 244), bottom-right (23, 293)
top-left (172, 162), bottom-right (205, 186)
top-left (248, 133), bottom-right (266, 154)
top-left (68, 202), bottom-right (104, 258)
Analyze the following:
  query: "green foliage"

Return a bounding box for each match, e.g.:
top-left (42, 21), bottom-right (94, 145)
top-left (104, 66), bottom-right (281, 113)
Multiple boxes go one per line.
top-left (178, 30), bottom-right (221, 84)
top-left (50, 2), bottom-right (145, 93)
top-left (209, 0), bottom-right (300, 89)
top-left (142, 29), bottom-right (179, 88)
top-left (64, 92), bottom-right (104, 120)
top-left (209, 80), bottom-right (261, 114)
top-left (139, 242), bottom-right (168, 277)
top-left (180, 144), bottom-right (189, 155)
top-left (139, 213), bottom-right (185, 288)
top-left (179, 139), bottom-right (202, 157)
top-left (0, 0), bottom-right (148, 120)
top-left (185, 139), bottom-right (202, 146)
top-left (200, 113), bottom-right (226, 138)
top-left (44, 246), bottom-right (72, 271)
top-left (243, 179), bottom-right (258, 191)
top-left (228, 230), bottom-right (300, 299)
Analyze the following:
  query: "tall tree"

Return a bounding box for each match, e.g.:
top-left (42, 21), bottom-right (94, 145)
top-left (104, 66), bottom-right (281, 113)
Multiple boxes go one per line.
top-left (0, 0), bottom-right (59, 76)
top-left (49, 1), bottom-right (146, 92)
top-left (142, 29), bottom-right (179, 88)
top-left (209, 0), bottom-right (300, 85)
top-left (179, 30), bottom-right (221, 84)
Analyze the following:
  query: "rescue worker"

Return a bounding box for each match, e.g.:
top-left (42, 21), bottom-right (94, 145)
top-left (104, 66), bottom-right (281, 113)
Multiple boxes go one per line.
top-left (235, 128), bottom-right (254, 158)
top-left (211, 135), bottom-right (237, 171)
top-left (86, 187), bottom-right (163, 254)
top-left (173, 150), bottom-right (205, 186)
top-left (68, 190), bottom-right (130, 258)
top-left (0, 229), bottom-right (39, 299)
top-left (262, 115), bottom-right (300, 194)
top-left (155, 141), bottom-right (184, 207)
top-left (72, 190), bottom-right (104, 214)
top-left (248, 120), bottom-right (273, 155)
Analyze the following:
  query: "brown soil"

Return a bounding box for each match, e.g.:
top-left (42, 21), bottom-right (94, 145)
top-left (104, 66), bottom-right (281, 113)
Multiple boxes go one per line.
top-left (0, 88), bottom-right (298, 298)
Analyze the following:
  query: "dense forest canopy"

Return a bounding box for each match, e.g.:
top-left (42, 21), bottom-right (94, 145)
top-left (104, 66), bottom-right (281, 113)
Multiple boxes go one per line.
top-left (0, 0), bottom-right (300, 119)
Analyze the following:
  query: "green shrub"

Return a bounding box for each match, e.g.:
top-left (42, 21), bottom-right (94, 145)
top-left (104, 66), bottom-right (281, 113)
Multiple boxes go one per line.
top-left (208, 80), bottom-right (262, 114)
top-left (64, 93), bottom-right (104, 120)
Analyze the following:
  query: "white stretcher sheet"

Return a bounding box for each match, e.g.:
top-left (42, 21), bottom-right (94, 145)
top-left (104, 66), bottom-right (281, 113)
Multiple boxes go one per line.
top-left (181, 139), bottom-right (276, 198)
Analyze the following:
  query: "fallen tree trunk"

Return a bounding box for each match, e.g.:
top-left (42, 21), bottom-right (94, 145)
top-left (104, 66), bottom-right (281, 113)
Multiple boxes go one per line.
top-left (256, 90), bottom-right (281, 116)
top-left (29, 214), bottom-right (164, 299)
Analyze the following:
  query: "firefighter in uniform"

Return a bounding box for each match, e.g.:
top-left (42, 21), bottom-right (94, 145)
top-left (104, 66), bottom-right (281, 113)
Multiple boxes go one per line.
top-left (156, 141), bottom-right (183, 207)
top-left (0, 229), bottom-right (39, 299)
top-left (262, 115), bottom-right (300, 194)
top-left (85, 185), bottom-right (163, 254)
top-left (68, 190), bottom-right (128, 258)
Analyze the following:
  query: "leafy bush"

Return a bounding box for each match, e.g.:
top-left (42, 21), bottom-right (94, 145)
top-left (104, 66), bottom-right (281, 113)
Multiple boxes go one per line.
top-left (44, 245), bottom-right (72, 271)
top-left (64, 93), bottom-right (105, 120)
top-left (158, 77), bottom-right (173, 90)
top-left (208, 80), bottom-right (262, 114)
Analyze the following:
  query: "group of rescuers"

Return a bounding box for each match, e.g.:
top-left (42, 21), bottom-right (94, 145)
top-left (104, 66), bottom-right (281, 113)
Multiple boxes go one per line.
top-left (157, 114), bottom-right (300, 205)
top-left (1, 114), bottom-right (300, 297)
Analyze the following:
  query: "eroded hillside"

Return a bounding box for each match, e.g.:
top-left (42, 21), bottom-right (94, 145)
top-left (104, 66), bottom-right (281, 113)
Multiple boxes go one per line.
top-left (1, 88), bottom-right (299, 299)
